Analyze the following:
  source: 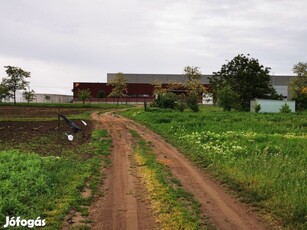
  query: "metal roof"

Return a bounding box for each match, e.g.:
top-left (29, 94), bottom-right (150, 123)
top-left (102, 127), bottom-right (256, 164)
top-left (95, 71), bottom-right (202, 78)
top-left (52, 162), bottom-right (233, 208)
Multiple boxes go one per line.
top-left (107, 73), bottom-right (295, 86)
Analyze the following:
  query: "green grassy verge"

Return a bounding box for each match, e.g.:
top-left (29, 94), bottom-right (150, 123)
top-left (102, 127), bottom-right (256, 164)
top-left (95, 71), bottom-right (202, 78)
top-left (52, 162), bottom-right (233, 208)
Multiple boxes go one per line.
top-left (130, 130), bottom-right (206, 230)
top-left (0, 129), bottom-right (111, 230)
top-left (123, 106), bottom-right (307, 229)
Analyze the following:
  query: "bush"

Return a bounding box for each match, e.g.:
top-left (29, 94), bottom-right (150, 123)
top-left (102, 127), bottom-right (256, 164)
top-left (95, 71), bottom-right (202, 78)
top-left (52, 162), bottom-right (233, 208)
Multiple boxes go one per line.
top-left (187, 93), bottom-right (199, 112)
top-left (155, 92), bottom-right (177, 109)
top-left (280, 103), bottom-right (292, 113)
top-left (176, 102), bottom-right (186, 112)
top-left (254, 103), bottom-right (261, 113)
top-left (217, 86), bottom-right (240, 111)
top-left (176, 94), bottom-right (186, 112)
top-left (294, 94), bottom-right (307, 110)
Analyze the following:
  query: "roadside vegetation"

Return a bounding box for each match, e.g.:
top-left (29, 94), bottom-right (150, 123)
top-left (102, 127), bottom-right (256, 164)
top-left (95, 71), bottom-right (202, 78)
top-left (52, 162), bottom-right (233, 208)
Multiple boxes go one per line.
top-left (130, 130), bottom-right (206, 229)
top-left (123, 106), bottom-right (307, 229)
top-left (0, 107), bottom-right (112, 229)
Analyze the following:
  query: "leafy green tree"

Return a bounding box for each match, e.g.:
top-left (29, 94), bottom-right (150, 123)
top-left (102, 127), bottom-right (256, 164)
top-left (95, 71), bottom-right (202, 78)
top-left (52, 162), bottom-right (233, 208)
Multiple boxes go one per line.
top-left (23, 90), bottom-right (36, 103)
top-left (77, 88), bottom-right (91, 105)
top-left (184, 66), bottom-right (206, 112)
top-left (44, 95), bottom-right (51, 102)
top-left (184, 66), bottom-right (202, 81)
top-left (289, 62), bottom-right (307, 110)
top-left (292, 62), bottom-right (307, 77)
top-left (0, 83), bottom-right (11, 102)
top-left (2, 66), bottom-right (31, 105)
top-left (107, 72), bottom-right (127, 106)
top-left (152, 80), bottom-right (166, 96)
top-left (210, 54), bottom-right (279, 111)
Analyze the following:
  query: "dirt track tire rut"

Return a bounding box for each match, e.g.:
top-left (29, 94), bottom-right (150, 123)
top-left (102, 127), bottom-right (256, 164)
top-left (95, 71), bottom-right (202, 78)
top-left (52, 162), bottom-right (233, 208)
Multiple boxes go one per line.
top-left (90, 112), bottom-right (269, 230)
top-left (90, 113), bottom-right (156, 230)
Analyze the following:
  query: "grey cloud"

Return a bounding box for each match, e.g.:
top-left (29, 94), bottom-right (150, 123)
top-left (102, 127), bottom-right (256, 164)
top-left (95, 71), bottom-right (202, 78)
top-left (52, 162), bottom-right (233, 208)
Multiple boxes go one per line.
top-left (0, 0), bottom-right (306, 94)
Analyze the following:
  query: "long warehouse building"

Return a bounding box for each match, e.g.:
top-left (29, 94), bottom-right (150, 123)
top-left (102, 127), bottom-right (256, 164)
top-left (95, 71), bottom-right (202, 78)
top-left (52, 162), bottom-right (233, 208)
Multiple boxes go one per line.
top-left (72, 73), bottom-right (295, 104)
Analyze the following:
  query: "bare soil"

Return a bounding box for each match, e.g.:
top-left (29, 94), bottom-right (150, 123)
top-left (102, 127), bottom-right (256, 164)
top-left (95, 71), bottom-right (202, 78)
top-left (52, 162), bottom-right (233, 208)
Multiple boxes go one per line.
top-left (0, 106), bottom-right (93, 156)
top-left (90, 112), bottom-right (157, 230)
top-left (90, 112), bottom-right (269, 230)
top-left (0, 105), bottom-right (90, 118)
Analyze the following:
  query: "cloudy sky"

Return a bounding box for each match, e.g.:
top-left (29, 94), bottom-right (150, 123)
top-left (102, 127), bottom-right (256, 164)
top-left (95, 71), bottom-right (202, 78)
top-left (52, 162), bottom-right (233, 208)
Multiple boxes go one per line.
top-left (0, 0), bottom-right (306, 95)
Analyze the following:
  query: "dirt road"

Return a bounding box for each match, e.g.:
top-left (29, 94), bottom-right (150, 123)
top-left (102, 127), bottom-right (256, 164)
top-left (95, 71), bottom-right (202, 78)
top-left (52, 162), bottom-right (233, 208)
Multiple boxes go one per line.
top-left (90, 112), bottom-right (268, 230)
top-left (90, 112), bottom-right (157, 230)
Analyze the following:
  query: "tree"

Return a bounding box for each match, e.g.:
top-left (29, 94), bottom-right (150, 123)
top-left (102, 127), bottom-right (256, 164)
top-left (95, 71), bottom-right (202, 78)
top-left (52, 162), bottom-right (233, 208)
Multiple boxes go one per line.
top-left (0, 83), bottom-right (11, 102)
top-left (184, 66), bottom-right (202, 81)
top-left (44, 95), bottom-right (51, 102)
top-left (292, 62), bottom-right (307, 77)
top-left (77, 88), bottom-right (91, 105)
top-left (23, 90), bottom-right (36, 103)
top-left (107, 72), bottom-right (127, 106)
top-left (184, 66), bottom-right (206, 112)
top-left (152, 80), bottom-right (165, 96)
top-left (209, 54), bottom-right (279, 111)
top-left (2, 66), bottom-right (31, 105)
top-left (289, 62), bottom-right (307, 110)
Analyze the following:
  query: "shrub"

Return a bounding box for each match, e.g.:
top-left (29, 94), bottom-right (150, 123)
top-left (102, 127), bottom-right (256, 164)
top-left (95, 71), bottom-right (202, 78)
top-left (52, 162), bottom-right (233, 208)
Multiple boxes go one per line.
top-left (280, 103), bottom-right (292, 113)
top-left (294, 93), bottom-right (307, 110)
top-left (217, 86), bottom-right (240, 111)
top-left (155, 92), bottom-right (177, 109)
top-left (176, 94), bottom-right (186, 112)
top-left (254, 103), bottom-right (261, 113)
top-left (176, 102), bottom-right (186, 112)
top-left (187, 93), bottom-right (199, 112)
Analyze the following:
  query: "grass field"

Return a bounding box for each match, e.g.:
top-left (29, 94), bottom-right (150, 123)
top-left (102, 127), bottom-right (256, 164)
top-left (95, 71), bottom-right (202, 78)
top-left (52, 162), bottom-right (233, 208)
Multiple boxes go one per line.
top-left (0, 106), bottom-right (112, 229)
top-left (123, 106), bottom-right (307, 229)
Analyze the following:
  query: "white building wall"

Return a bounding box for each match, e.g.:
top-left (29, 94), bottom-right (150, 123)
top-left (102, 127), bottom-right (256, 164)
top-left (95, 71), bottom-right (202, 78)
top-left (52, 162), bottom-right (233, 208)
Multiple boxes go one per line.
top-left (5, 92), bottom-right (73, 104)
top-left (250, 99), bottom-right (295, 113)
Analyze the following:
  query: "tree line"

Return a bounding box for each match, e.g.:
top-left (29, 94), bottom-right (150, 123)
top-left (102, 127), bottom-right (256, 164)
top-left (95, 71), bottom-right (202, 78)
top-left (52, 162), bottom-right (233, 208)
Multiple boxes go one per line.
top-left (1, 54), bottom-right (306, 110)
top-left (101, 54), bottom-right (306, 111)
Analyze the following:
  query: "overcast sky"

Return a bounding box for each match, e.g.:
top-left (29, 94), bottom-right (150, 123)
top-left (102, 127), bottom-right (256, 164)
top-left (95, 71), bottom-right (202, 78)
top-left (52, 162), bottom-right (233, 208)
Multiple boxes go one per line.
top-left (0, 0), bottom-right (306, 95)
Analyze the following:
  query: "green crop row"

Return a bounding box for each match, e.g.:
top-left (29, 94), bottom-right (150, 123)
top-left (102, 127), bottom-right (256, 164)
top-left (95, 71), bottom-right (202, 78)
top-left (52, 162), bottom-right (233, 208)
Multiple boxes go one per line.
top-left (122, 106), bottom-right (307, 229)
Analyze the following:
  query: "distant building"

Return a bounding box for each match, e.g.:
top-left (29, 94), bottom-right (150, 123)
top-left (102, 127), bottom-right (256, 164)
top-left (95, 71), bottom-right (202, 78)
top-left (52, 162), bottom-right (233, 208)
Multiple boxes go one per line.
top-left (5, 92), bottom-right (73, 104)
top-left (72, 73), bottom-right (295, 104)
top-left (251, 99), bottom-right (296, 113)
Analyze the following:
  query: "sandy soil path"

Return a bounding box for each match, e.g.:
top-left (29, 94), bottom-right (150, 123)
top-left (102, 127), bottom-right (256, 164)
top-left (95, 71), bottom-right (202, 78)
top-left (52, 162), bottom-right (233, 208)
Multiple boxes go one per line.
top-left (90, 112), bottom-right (269, 230)
top-left (89, 112), bottom-right (157, 230)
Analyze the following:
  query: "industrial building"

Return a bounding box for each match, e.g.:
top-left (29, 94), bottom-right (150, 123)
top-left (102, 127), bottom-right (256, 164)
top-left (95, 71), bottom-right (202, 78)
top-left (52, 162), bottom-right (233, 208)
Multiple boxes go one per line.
top-left (5, 92), bottom-right (73, 104)
top-left (72, 73), bottom-right (295, 104)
